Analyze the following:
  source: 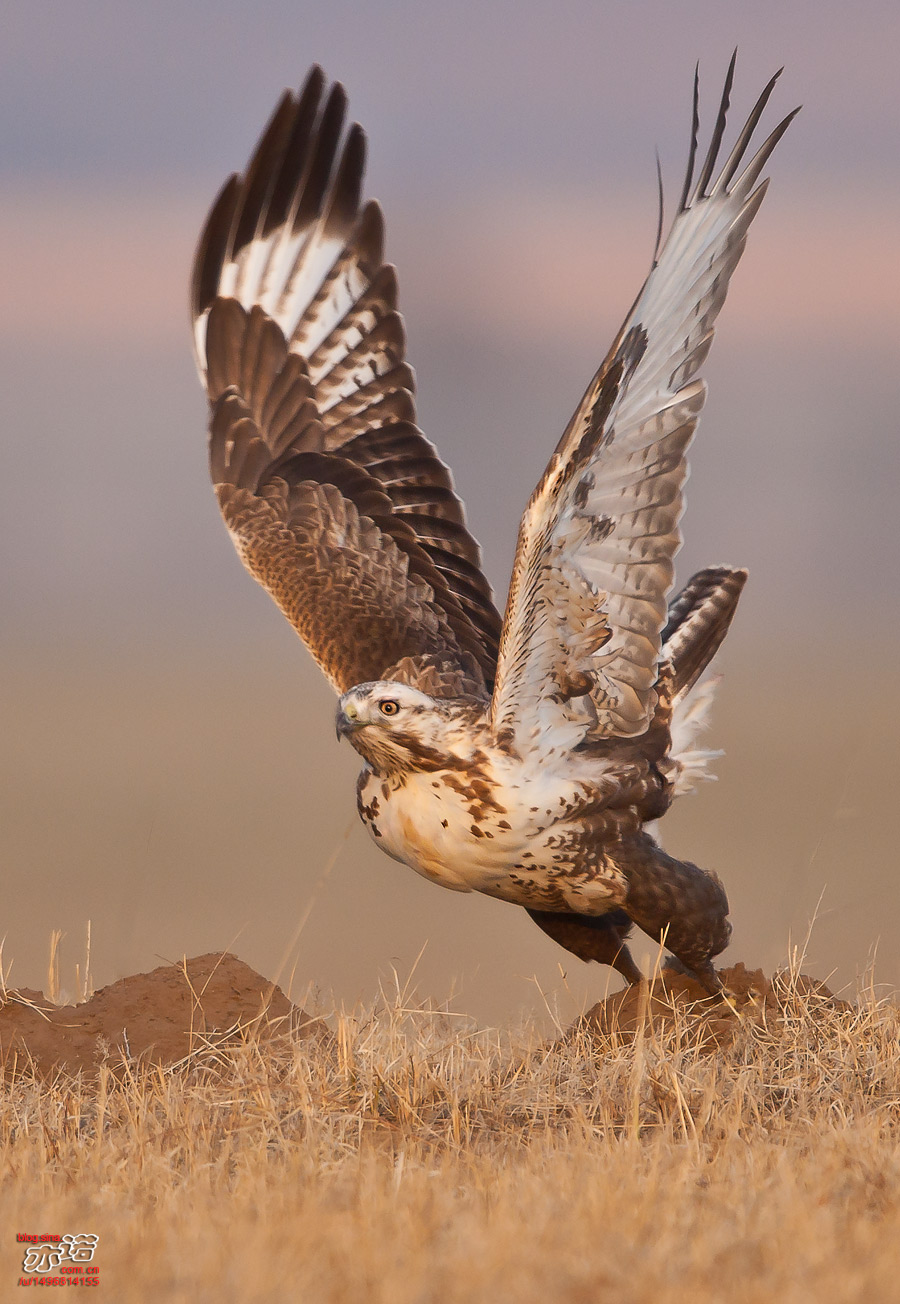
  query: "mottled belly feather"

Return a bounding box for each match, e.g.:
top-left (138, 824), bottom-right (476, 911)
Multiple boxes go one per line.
top-left (356, 759), bottom-right (630, 912)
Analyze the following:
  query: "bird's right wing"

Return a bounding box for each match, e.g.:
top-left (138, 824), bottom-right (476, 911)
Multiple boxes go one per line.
top-left (490, 59), bottom-right (797, 749)
top-left (191, 68), bottom-right (502, 697)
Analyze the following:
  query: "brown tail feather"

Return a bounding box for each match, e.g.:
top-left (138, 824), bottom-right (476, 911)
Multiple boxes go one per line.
top-left (662, 566), bottom-right (747, 700)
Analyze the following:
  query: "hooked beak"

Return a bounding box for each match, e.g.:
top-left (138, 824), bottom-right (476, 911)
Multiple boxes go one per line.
top-left (335, 704), bottom-right (362, 742)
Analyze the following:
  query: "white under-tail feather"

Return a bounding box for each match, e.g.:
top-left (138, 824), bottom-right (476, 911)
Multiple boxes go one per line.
top-left (665, 674), bottom-right (723, 797)
top-left (647, 674), bottom-right (722, 846)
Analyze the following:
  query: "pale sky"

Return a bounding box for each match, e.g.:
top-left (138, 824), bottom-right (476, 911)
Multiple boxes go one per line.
top-left (2, 0), bottom-right (898, 648)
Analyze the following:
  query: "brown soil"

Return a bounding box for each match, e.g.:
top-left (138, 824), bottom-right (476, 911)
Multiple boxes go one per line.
top-left (575, 962), bottom-right (847, 1050)
top-left (0, 953), bottom-right (847, 1077)
top-left (0, 952), bottom-right (323, 1079)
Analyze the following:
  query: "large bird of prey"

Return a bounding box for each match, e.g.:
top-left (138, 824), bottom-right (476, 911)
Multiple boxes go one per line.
top-left (191, 57), bottom-right (796, 994)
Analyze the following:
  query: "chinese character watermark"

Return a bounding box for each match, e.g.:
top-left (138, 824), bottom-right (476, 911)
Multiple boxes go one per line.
top-left (20, 1233), bottom-right (99, 1274)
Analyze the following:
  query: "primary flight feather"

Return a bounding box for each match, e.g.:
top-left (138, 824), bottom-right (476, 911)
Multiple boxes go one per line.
top-left (192, 57), bottom-right (796, 991)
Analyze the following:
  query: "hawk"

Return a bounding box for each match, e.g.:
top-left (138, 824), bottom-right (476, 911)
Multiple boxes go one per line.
top-left (191, 57), bottom-right (796, 994)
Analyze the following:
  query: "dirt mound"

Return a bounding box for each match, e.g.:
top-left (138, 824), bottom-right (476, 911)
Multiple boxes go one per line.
top-left (575, 962), bottom-right (845, 1050)
top-left (0, 954), bottom-right (846, 1075)
top-left (0, 952), bottom-right (323, 1079)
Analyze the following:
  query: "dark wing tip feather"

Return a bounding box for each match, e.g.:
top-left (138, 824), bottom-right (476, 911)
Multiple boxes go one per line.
top-left (734, 105), bottom-right (801, 194)
top-left (678, 55), bottom-right (798, 215)
top-left (231, 90), bottom-right (298, 257)
top-left (263, 68), bottom-right (328, 235)
top-left (323, 121), bottom-right (367, 236)
top-left (652, 149), bottom-right (665, 266)
top-left (303, 64), bottom-right (327, 96)
top-left (191, 174), bottom-right (242, 322)
top-left (715, 67), bottom-right (783, 192)
top-left (291, 81), bottom-right (348, 232)
top-left (191, 64), bottom-right (334, 325)
top-left (677, 62), bottom-right (701, 214)
top-left (694, 48), bottom-right (737, 201)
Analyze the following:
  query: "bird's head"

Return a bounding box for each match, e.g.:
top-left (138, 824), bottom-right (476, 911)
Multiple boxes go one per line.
top-left (336, 682), bottom-right (477, 776)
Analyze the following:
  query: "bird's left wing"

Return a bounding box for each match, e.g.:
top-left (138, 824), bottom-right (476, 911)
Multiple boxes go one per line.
top-left (491, 59), bottom-right (797, 748)
top-left (192, 68), bottom-right (502, 697)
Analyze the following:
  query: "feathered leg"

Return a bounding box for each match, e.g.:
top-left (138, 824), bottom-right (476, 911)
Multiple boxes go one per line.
top-left (526, 907), bottom-right (643, 985)
top-left (616, 833), bottom-right (731, 995)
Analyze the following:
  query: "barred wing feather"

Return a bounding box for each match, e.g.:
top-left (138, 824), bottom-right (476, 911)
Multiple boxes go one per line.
top-left (491, 58), bottom-right (797, 747)
top-left (192, 67), bottom-right (502, 696)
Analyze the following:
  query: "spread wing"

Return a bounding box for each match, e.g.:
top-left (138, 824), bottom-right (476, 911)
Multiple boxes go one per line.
top-left (491, 58), bottom-right (797, 747)
top-left (192, 67), bottom-right (502, 696)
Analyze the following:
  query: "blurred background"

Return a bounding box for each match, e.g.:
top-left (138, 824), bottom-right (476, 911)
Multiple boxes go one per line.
top-left (2, 0), bottom-right (898, 1024)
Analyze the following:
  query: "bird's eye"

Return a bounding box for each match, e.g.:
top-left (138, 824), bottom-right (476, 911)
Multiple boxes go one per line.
top-left (379, 699), bottom-right (400, 717)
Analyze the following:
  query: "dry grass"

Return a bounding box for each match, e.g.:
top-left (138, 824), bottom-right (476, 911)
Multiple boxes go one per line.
top-left (2, 960), bottom-right (900, 1303)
